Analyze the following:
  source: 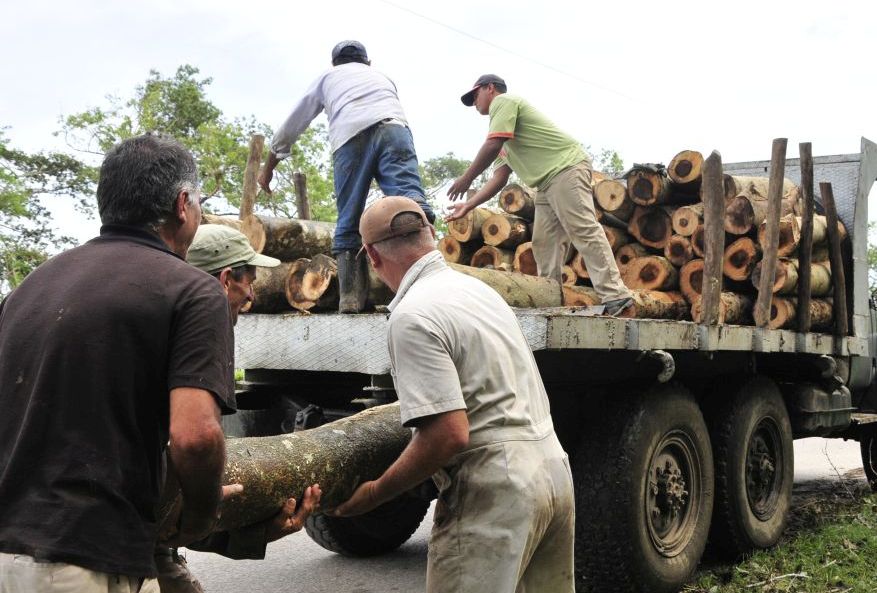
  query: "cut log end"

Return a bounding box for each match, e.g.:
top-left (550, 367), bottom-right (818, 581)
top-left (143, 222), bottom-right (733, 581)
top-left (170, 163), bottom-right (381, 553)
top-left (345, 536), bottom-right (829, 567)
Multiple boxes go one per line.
top-left (668, 150), bottom-right (704, 185)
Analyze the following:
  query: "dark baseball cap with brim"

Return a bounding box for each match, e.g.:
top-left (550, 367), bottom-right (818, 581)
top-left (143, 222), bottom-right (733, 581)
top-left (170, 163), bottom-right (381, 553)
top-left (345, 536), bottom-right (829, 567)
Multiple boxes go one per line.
top-left (359, 196), bottom-right (430, 253)
top-left (189, 224), bottom-right (280, 275)
top-left (460, 74), bottom-right (506, 106)
top-left (332, 40), bottom-right (368, 62)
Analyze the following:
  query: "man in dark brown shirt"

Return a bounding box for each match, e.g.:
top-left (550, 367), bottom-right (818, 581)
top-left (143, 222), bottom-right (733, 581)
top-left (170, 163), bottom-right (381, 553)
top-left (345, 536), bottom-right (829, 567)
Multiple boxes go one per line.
top-left (0, 134), bottom-right (235, 593)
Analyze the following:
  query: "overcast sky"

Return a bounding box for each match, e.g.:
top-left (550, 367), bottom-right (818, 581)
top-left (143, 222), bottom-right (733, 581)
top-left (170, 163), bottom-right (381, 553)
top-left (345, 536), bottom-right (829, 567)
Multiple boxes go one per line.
top-left (2, 0), bottom-right (875, 240)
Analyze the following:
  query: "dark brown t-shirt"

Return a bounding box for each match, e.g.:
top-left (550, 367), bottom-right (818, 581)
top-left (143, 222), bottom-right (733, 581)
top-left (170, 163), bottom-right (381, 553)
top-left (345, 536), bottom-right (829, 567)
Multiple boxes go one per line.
top-left (0, 225), bottom-right (235, 577)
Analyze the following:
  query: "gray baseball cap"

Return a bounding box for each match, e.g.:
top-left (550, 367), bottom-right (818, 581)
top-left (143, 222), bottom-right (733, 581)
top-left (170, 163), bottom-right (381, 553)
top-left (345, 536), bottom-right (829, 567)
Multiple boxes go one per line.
top-left (188, 224), bottom-right (280, 275)
top-left (460, 74), bottom-right (506, 106)
top-left (331, 40), bottom-right (368, 62)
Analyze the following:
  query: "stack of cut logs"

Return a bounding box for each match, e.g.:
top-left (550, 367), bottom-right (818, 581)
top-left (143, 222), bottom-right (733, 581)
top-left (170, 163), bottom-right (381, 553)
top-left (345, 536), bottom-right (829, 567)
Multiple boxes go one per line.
top-left (201, 149), bottom-right (845, 330)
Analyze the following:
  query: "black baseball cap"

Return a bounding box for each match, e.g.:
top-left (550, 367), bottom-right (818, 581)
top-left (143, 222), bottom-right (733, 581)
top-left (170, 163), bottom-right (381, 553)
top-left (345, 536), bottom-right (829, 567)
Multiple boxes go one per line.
top-left (460, 74), bottom-right (506, 106)
top-left (331, 40), bottom-right (368, 62)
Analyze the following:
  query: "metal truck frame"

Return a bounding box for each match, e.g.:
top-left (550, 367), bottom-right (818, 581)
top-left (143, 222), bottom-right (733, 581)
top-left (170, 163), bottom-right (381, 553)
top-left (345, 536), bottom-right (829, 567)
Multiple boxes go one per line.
top-left (229, 138), bottom-right (877, 593)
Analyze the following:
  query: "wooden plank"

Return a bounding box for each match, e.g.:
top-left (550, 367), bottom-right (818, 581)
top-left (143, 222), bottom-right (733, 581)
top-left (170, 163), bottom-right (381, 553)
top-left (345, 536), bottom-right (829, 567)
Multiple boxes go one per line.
top-left (820, 182), bottom-right (849, 336)
top-left (699, 151), bottom-right (724, 326)
top-left (240, 134), bottom-right (265, 220)
top-left (753, 138), bottom-right (788, 327)
top-left (797, 142), bottom-right (815, 332)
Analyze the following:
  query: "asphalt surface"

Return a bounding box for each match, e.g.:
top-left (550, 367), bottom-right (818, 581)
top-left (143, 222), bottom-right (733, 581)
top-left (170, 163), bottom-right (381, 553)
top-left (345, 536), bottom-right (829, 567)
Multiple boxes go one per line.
top-left (184, 436), bottom-right (867, 593)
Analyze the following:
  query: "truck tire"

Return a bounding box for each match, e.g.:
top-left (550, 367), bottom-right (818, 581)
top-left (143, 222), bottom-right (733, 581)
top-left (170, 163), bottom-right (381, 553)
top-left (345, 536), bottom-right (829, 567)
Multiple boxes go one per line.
top-left (860, 427), bottom-right (877, 492)
top-left (304, 494), bottom-right (429, 557)
top-left (573, 384), bottom-right (713, 593)
top-left (705, 376), bottom-right (793, 556)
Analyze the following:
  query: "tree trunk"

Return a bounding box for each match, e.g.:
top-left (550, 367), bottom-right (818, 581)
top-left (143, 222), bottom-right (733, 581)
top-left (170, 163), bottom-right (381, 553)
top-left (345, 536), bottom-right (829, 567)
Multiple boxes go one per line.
top-left (627, 168), bottom-right (672, 206)
top-left (594, 179), bottom-right (634, 221)
top-left (470, 245), bottom-right (514, 271)
top-left (616, 243), bottom-right (650, 276)
top-left (449, 207), bottom-right (493, 242)
top-left (680, 259), bottom-right (704, 304)
top-left (438, 236), bottom-right (477, 265)
top-left (622, 256), bottom-right (679, 291)
top-left (499, 184), bottom-right (536, 221)
top-left (562, 285), bottom-right (599, 307)
top-left (603, 225), bottom-right (632, 252)
top-left (627, 206), bottom-right (672, 249)
top-left (158, 403), bottom-right (411, 540)
top-left (618, 290), bottom-right (690, 320)
top-left (668, 150), bottom-right (703, 194)
top-left (769, 297), bottom-right (833, 331)
top-left (242, 215), bottom-right (334, 260)
top-left (757, 214), bottom-right (800, 257)
top-left (513, 242), bottom-right (538, 275)
top-left (671, 203), bottom-right (703, 237)
top-left (722, 237), bottom-right (761, 281)
top-left (202, 213), bottom-right (243, 231)
top-left (751, 259), bottom-right (831, 296)
top-left (691, 292), bottom-right (753, 325)
top-left (664, 235), bottom-right (694, 267)
top-left (449, 264), bottom-right (562, 307)
top-left (482, 213), bottom-right (530, 249)
top-left (249, 262), bottom-right (295, 313)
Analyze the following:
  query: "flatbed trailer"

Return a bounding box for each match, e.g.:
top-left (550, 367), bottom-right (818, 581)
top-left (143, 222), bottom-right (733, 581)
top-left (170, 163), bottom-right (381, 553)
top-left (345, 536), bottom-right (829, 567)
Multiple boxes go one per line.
top-left (231, 138), bottom-right (877, 593)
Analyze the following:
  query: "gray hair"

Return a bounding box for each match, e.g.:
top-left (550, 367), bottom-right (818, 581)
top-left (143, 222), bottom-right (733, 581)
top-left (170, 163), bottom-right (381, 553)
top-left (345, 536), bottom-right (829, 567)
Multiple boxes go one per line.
top-left (97, 134), bottom-right (199, 228)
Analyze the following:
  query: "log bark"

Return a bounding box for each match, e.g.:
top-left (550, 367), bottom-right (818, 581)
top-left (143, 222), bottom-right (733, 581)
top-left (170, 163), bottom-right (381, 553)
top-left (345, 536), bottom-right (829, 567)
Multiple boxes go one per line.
top-left (499, 184), bottom-right (535, 221)
top-left (449, 264), bottom-right (562, 307)
top-left (202, 213), bottom-right (243, 231)
top-left (482, 213), bottom-right (530, 249)
top-left (668, 150), bottom-right (704, 194)
top-left (722, 237), bottom-right (761, 281)
top-left (623, 256), bottom-right (679, 291)
top-left (769, 297), bottom-right (833, 331)
top-left (754, 138), bottom-right (788, 328)
top-left (438, 236), bottom-right (477, 265)
top-left (691, 292), bottom-right (753, 325)
top-left (449, 207), bottom-right (493, 242)
top-left (513, 242), bottom-right (538, 275)
top-left (603, 225), bottom-right (632, 253)
top-left (594, 179), bottom-right (634, 221)
top-left (470, 245), bottom-right (514, 271)
top-left (242, 215), bottom-right (334, 260)
top-left (158, 403), bottom-right (411, 541)
top-left (618, 290), bottom-right (690, 320)
top-left (239, 135), bottom-right (265, 220)
top-left (616, 243), bottom-right (649, 276)
top-left (562, 285), bottom-right (599, 306)
top-left (671, 203), bottom-right (703, 237)
top-left (664, 235), bottom-right (695, 267)
top-left (627, 168), bottom-right (672, 206)
top-left (627, 206), bottom-right (672, 249)
top-left (249, 262), bottom-right (295, 313)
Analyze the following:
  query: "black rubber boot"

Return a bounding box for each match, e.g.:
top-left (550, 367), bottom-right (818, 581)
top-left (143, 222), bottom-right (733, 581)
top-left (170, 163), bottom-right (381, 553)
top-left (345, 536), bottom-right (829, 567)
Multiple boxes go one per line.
top-left (337, 249), bottom-right (368, 314)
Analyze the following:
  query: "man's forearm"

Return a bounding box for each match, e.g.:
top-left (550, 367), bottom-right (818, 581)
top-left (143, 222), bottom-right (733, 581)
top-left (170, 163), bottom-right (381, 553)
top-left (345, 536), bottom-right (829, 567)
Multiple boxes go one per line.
top-left (263, 151), bottom-right (281, 175)
top-left (461, 137), bottom-right (505, 185)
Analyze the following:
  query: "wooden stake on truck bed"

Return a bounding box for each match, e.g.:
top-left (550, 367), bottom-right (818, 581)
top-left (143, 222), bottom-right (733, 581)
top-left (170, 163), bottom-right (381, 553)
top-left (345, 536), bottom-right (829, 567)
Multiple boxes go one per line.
top-left (820, 182), bottom-right (848, 336)
top-left (240, 134), bottom-right (264, 220)
top-left (293, 172), bottom-right (311, 220)
top-left (754, 138), bottom-right (788, 327)
top-left (797, 142), bottom-right (815, 332)
top-left (699, 150), bottom-right (725, 326)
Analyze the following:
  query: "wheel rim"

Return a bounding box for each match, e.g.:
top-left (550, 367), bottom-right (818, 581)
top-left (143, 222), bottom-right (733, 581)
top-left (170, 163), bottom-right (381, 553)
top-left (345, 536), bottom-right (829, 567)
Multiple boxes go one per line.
top-left (646, 430), bottom-right (701, 557)
top-left (745, 417), bottom-right (783, 520)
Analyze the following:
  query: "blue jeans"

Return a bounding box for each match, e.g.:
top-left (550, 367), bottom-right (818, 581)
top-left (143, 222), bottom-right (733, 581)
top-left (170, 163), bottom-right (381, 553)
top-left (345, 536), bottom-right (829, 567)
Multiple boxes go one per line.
top-left (332, 122), bottom-right (434, 253)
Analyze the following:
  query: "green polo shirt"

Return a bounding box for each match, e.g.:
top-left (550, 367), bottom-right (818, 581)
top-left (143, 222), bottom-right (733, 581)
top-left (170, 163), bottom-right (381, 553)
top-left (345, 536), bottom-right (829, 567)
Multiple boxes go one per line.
top-left (488, 94), bottom-right (590, 188)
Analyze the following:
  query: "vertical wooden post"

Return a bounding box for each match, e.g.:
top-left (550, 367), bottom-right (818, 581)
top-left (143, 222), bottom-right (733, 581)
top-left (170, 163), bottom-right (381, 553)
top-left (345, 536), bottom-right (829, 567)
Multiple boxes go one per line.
top-left (239, 134), bottom-right (265, 220)
top-left (699, 151), bottom-right (724, 326)
top-left (293, 172), bottom-right (311, 220)
top-left (754, 138), bottom-right (788, 327)
top-left (797, 142), bottom-right (815, 332)
top-left (820, 182), bottom-right (849, 336)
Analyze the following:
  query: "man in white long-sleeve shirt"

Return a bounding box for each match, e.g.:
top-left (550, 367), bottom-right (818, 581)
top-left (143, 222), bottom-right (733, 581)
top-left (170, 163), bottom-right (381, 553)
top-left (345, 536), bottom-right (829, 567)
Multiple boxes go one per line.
top-left (258, 40), bottom-right (434, 313)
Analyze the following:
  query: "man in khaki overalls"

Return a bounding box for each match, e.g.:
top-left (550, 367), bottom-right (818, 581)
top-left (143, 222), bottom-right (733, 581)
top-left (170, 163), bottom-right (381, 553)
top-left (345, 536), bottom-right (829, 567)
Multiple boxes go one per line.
top-left (334, 196), bottom-right (574, 593)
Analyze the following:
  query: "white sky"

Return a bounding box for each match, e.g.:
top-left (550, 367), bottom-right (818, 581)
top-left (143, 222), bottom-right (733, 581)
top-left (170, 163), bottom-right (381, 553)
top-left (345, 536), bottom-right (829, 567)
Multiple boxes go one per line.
top-left (1, 0), bottom-right (876, 242)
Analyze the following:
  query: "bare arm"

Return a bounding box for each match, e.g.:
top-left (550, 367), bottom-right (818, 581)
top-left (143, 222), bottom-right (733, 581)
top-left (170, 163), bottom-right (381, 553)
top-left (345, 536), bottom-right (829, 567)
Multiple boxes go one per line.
top-left (447, 137), bottom-right (507, 201)
top-left (445, 164), bottom-right (512, 222)
top-left (333, 410), bottom-right (469, 517)
top-left (168, 387), bottom-right (226, 544)
top-left (257, 152), bottom-right (282, 194)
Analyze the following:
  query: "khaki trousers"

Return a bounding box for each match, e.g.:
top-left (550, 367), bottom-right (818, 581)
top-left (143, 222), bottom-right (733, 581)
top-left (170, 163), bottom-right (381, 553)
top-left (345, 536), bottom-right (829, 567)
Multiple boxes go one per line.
top-left (426, 434), bottom-right (575, 593)
top-left (0, 553), bottom-right (155, 593)
top-left (533, 161), bottom-right (631, 302)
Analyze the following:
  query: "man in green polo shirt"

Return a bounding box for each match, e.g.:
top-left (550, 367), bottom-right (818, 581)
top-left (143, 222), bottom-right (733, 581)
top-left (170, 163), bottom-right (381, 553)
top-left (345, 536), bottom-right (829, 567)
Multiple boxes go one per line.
top-left (446, 74), bottom-right (633, 315)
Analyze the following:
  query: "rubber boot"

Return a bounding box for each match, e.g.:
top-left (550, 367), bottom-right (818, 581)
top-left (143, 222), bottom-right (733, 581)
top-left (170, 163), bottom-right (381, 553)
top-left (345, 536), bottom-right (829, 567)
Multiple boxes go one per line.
top-left (337, 249), bottom-right (368, 313)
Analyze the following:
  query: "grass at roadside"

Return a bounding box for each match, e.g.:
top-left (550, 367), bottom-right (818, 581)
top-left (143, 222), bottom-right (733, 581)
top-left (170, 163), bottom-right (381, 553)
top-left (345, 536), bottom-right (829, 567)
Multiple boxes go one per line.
top-left (685, 474), bottom-right (877, 593)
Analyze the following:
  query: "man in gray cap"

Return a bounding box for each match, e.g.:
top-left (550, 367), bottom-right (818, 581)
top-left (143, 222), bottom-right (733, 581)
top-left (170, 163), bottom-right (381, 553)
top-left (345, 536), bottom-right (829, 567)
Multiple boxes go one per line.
top-left (258, 40), bottom-right (434, 314)
top-left (447, 74), bottom-right (634, 316)
top-left (335, 197), bottom-right (574, 593)
top-left (152, 224), bottom-right (323, 593)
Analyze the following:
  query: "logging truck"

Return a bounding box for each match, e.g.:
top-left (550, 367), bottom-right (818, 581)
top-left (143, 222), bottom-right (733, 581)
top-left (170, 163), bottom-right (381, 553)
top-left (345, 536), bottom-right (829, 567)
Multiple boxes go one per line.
top-left (226, 138), bottom-right (877, 593)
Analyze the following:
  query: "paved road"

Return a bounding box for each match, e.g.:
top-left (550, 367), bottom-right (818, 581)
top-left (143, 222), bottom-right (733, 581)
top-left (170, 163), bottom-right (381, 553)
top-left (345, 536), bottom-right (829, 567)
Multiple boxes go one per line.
top-left (184, 437), bottom-right (867, 593)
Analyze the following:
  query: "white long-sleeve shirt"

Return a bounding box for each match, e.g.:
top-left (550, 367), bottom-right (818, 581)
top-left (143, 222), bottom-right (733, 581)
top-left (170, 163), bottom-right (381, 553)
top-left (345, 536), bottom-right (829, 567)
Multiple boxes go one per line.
top-left (270, 62), bottom-right (409, 157)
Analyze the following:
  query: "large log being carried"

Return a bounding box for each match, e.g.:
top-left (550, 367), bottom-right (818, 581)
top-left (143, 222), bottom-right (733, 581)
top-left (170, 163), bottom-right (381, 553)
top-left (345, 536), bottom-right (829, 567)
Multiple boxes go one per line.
top-left (623, 255), bottom-right (679, 291)
top-left (691, 292), bottom-right (753, 325)
top-left (438, 236), bottom-right (477, 265)
top-left (449, 207), bottom-right (493, 242)
top-left (482, 213), bottom-right (531, 249)
top-left (158, 404), bottom-right (411, 540)
top-left (769, 297), bottom-right (833, 331)
top-left (618, 290), bottom-right (690, 320)
top-left (499, 184), bottom-right (535, 221)
top-left (562, 285), bottom-right (599, 306)
top-left (594, 179), bottom-right (634, 221)
top-left (202, 213), bottom-right (243, 231)
top-left (242, 215), bottom-right (335, 261)
top-left (249, 262), bottom-right (295, 313)
top-left (627, 206), bottom-right (672, 249)
top-left (449, 264), bottom-right (562, 308)
top-left (470, 245), bottom-right (514, 271)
